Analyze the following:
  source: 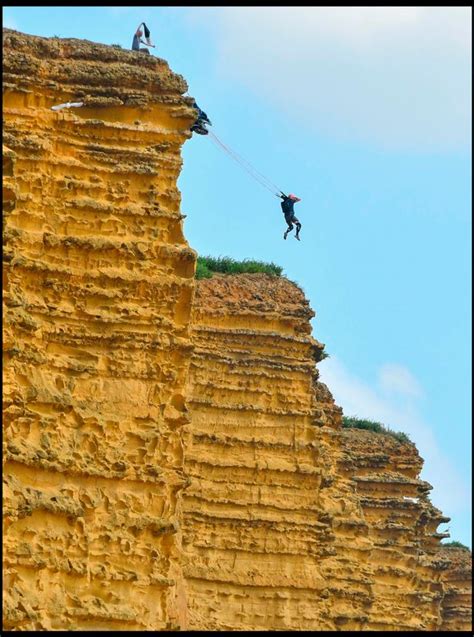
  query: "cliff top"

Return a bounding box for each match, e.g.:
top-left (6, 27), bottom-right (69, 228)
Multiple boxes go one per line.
top-left (195, 272), bottom-right (315, 323)
top-left (437, 545), bottom-right (472, 574)
top-left (3, 28), bottom-right (193, 111)
top-left (196, 255), bottom-right (284, 279)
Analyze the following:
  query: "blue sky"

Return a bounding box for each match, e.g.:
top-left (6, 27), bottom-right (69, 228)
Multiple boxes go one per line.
top-left (4, 6), bottom-right (471, 547)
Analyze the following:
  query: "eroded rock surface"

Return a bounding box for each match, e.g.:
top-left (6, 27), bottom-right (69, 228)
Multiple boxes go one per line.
top-left (183, 274), bottom-right (337, 630)
top-left (338, 428), bottom-right (450, 631)
top-left (3, 29), bottom-right (196, 631)
top-left (437, 546), bottom-right (473, 631)
top-left (182, 274), bottom-right (472, 631)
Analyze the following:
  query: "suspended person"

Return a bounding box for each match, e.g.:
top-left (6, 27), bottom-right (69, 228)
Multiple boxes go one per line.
top-left (190, 101), bottom-right (212, 135)
top-left (280, 193), bottom-right (302, 240)
top-left (132, 22), bottom-right (155, 54)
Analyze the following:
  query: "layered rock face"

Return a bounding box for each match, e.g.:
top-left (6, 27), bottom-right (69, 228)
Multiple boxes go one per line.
top-left (437, 546), bottom-right (473, 631)
top-left (3, 29), bottom-right (471, 632)
top-left (182, 274), bottom-right (382, 631)
top-left (183, 274), bottom-right (472, 632)
top-left (3, 30), bottom-right (196, 630)
top-left (182, 274), bottom-right (339, 630)
top-left (337, 429), bottom-right (450, 631)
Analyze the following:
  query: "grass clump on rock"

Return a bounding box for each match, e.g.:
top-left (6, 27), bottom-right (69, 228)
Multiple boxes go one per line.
top-left (342, 416), bottom-right (411, 444)
top-left (442, 541), bottom-right (471, 551)
top-left (196, 255), bottom-right (283, 280)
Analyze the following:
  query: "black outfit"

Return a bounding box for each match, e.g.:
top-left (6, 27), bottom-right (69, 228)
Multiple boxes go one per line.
top-left (280, 194), bottom-right (301, 238)
top-left (190, 102), bottom-right (211, 134)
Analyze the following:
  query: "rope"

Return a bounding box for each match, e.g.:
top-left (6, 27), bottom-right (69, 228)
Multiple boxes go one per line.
top-left (208, 132), bottom-right (275, 194)
top-left (209, 131), bottom-right (281, 196)
top-left (208, 130), bottom-right (283, 198)
top-left (210, 131), bottom-right (280, 193)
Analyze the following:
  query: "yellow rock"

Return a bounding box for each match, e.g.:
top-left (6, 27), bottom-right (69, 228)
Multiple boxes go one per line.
top-left (3, 28), bottom-right (196, 631)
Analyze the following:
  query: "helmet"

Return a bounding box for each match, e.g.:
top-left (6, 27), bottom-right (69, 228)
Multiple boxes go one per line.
top-left (288, 193), bottom-right (299, 200)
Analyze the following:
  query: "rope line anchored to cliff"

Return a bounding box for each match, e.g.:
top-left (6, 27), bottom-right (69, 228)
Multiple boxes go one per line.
top-left (208, 130), bottom-right (283, 198)
top-left (193, 109), bottom-right (303, 240)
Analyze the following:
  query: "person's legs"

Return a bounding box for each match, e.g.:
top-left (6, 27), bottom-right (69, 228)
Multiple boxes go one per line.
top-left (294, 217), bottom-right (301, 240)
top-left (284, 213), bottom-right (294, 239)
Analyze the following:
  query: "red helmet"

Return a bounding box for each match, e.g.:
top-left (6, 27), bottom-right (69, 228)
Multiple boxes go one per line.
top-left (288, 193), bottom-right (300, 201)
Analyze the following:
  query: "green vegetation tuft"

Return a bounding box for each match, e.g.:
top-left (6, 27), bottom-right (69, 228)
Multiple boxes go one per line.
top-left (195, 255), bottom-right (283, 279)
top-left (342, 416), bottom-right (411, 444)
top-left (195, 259), bottom-right (213, 280)
top-left (442, 541), bottom-right (471, 551)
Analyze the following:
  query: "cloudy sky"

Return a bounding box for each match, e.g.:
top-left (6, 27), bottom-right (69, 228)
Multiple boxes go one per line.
top-left (192, 6), bottom-right (471, 151)
top-left (3, 6), bottom-right (471, 547)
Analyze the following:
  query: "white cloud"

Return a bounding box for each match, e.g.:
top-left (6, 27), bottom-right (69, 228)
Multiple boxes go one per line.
top-left (379, 363), bottom-right (424, 398)
top-left (318, 355), bottom-right (471, 521)
top-left (189, 7), bottom-right (471, 151)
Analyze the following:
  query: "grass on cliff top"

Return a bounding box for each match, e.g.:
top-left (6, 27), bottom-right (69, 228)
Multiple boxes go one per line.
top-left (196, 255), bottom-right (284, 279)
top-left (342, 416), bottom-right (412, 444)
top-left (441, 541), bottom-right (471, 551)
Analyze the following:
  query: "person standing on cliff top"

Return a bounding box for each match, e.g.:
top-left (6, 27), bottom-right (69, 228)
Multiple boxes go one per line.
top-left (280, 193), bottom-right (302, 240)
top-left (132, 22), bottom-right (155, 54)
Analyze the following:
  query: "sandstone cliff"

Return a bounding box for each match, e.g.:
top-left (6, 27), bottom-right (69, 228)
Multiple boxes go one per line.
top-left (3, 30), bottom-right (471, 632)
top-left (436, 546), bottom-right (472, 631)
top-left (3, 29), bottom-right (196, 631)
top-left (183, 274), bottom-right (472, 632)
